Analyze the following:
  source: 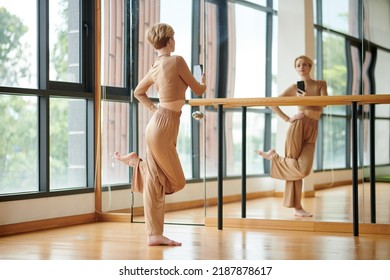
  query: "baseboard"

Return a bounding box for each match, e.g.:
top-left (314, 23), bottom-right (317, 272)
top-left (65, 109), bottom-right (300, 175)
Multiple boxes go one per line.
top-left (0, 213), bottom-right (97, 237)
top-left (96, 212), bottom-right (132, 222)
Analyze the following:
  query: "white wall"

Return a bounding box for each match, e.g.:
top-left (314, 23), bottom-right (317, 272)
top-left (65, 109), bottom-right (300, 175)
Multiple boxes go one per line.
top-left (0, 193), bottom-right (95, 225)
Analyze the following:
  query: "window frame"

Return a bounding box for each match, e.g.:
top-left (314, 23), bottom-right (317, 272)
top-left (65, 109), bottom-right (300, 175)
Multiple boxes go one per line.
top-left (0, 0), bottom-right (96, 201)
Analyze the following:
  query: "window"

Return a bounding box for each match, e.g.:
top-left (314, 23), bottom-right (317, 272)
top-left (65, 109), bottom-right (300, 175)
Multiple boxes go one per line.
top-left (0, 0), bottom-right (94, 199)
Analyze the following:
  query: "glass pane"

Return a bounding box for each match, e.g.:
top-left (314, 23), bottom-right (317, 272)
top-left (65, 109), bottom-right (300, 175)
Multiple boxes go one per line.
top-left (321, 0), bottom-right (359, 37)
top-left (0, 95), bottom-right (38, 194)
top-left (101, 0), bottom-right (125, 87)
top-left (50, 98), bottom-right (87, 189)
top-left (323, 115), bottom-right (347, 169)
top-left (0, 1), bottom-right (38, 88)
top-left (49, 0), bottom-right (81, 83)
top-left (101, 100), bottom-right (130, 185)
top-left (226, 111), bottom-right (242, 176)
top-left (271, 14), bottom-right (278, 97)
top-left (363, 0), bottom-right (390, 48)
top-left (322, 32), bottom-right (347, 114)
top-left (203, 2), bottom-right (218, 99)
top-left (229, 2), bottom-right (266, 98)
top-left (376, 104), bottom-right (390, 119)
top-left (375, 120), bottom-right (390, 165)
top-left (375, 50), bottom-right (390, 99)
top-left (247, 111), bottom-right (266, 175)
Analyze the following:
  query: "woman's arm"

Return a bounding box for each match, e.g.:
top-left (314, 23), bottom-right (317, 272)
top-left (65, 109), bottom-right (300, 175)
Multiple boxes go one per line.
top-left (270, 106), bottom-right (290, 122)
top-left (134, 73), bottom-right (158, 112)
top-left (320, 80), bottom-right (328, 96)
top-left (270, 84), bottom-right (296, 122)
top-left (176, 56), bottom-right (206, 96)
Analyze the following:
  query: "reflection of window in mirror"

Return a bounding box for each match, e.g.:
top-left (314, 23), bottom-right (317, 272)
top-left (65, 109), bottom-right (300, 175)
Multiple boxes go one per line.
top-left (101, 0), bottom-right (126, 88)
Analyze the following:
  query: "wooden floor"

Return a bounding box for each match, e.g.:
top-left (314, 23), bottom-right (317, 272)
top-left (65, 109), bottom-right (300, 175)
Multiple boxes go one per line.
top-left (1, 184), bottom-right (390, 260)
top-left (1, 221), bottom-right (390, 260)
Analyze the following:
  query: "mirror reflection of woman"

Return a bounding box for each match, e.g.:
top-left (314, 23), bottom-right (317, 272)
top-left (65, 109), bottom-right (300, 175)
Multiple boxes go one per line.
top-left (115, 23), bottom-right (206, 246)
top-left (256, 55), bottom-right (328, 217)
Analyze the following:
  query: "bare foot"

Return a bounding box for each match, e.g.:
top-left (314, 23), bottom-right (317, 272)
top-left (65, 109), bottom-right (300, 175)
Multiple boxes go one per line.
top-left (255, 149), bottom-right (276, 160)
top-left (114, 152), bottom-right (138, 167)
top-left (148, 235), bottom-right (182, 246)
top-left (295, 208), bottom-right (313, 217)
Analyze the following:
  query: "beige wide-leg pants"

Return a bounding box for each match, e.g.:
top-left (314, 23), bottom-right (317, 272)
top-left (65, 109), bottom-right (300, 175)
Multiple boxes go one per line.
top-left (131, 107), bottom-right (186, 236)
top-left (271, 116), bottom-right (318, 208)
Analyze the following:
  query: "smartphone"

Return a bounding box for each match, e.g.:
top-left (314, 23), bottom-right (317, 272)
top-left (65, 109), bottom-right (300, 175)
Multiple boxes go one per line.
top-left (193, 64), bottom-right (203, 82)
top-left (297, 81), bottom-right (305, 94)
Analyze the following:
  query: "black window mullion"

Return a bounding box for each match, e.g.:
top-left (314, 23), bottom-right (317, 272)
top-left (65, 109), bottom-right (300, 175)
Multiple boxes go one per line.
top-left (38, 0), bottom-right (49, 90)
top-left (263, 0), bottom-right (274, 174)
top-left (38, 95), bottom-right (50, 192)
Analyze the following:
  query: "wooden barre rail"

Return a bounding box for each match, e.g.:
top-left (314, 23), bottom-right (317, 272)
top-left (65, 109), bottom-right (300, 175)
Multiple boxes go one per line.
top-left (187, 94), bottom-right (390, 236)
top-left (189, 94), bottom-right (390, 108)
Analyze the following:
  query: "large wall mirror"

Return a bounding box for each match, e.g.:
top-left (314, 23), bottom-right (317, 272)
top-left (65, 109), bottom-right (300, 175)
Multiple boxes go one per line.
top-left (99, 0), bottom-right (390, 230)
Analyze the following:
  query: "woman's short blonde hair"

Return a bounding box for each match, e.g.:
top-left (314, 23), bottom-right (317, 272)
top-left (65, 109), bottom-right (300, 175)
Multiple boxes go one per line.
top-left (145, 23), bottom-right (175, 50)
top-left (294, 55), bottom-right (313, 68)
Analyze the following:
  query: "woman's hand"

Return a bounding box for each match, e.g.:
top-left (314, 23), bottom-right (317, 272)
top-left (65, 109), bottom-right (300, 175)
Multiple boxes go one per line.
top-left (200, 73), bottom-right (206, 85)
top-left (296, 89), bottom-right (306, 96)
top-left (288, 111), bottom-right (305, 123)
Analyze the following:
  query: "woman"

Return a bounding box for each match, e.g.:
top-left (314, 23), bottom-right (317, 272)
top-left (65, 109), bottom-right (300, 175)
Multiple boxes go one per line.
top-left (115, 23), bottom-right (206, 246)
top-left (256, 55), bottom-right (327, 217)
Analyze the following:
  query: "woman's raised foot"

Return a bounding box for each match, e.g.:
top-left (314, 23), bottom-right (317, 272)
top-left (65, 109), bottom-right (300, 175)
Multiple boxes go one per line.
top-left (255, 149), bottom-right (276, 160)
top-left (114, 152), bottom-right (138, 167)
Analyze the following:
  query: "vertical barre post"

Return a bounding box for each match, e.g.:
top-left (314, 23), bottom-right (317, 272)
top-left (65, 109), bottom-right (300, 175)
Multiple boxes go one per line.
top-left (217, 104), bottom-right (223, 230)
top-left (241, 107), bottom-right (247, 218)
top-left (351, 101), bottom-right (359, 236)
top-left (369, 103), bottom-right (376, 223)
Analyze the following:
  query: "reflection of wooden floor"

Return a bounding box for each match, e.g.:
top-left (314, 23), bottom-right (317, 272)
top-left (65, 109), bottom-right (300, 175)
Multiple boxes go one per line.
top-left (155, 183), bottom-right (390, 233)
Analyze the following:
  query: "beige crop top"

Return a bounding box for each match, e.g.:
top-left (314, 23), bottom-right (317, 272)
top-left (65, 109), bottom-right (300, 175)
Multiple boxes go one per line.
top-left (134, 55), bottom-right (206, 112)
top-left (271, 80), bottom-right (328, 121)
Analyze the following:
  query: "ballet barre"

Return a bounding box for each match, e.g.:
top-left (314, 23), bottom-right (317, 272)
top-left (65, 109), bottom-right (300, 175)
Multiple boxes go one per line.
top-left (189, 94), bottom-right (390, 236)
